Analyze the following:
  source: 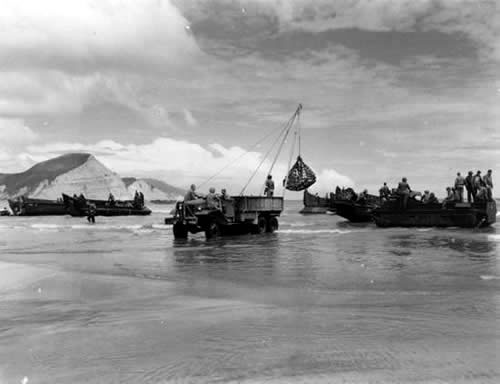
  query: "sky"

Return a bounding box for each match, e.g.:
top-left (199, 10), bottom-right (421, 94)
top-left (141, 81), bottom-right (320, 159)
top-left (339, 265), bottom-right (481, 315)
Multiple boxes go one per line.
top-left (0, 0), bottom-right (499, 197)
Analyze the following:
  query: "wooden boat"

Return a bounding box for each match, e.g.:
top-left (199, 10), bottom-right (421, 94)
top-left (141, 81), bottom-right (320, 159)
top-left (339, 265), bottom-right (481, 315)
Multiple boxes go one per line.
top-left (62, 194), bottom-right (152, 217)
top-left (372, 198), bottom-right (497, 228)
top-left (333, 188), bottom-right (381, 222)
top-left (171, 196), bottom-right (283, 239)
top-left (300, 189), bottom-right (335, 214)
top-left (8, 197), bottom-right (67, 216)
top-left (334, 200), bottom-right (378, 222)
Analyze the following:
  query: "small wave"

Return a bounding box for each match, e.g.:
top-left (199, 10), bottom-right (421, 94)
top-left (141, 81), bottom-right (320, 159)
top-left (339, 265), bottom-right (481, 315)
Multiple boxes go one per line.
top-left (277, 229), bottom-right (353, 234)
top-left (31, 223), bottom-right (59, 229)
top-left (480, 275), bottom-right (500, 280)
top-left (487, 234), bottom-right (500, 242)
top-left (152, 224), bottom-right (171, 229)
top-left (289, 222), bottom-right (315, 227)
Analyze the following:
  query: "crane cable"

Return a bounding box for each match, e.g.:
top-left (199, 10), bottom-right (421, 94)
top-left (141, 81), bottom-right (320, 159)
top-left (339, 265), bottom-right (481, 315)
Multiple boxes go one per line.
top-left (240, 106), bottom-right (301, 195)
top-left (239, 121), bottom-right (291, 195)
top-left (282, 113), bottom-right (301, 199)
top-left (198, 110), bottom-right (298, 190)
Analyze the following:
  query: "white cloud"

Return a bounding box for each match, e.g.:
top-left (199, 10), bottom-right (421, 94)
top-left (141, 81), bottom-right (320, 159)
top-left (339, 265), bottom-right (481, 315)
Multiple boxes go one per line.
top-left (308, 169), bottom-right (355, 194)
top-left (0, 118), bottom-right (38, 145)
top-left (0, 0), bottom-right (202, 119)
top-left (0, 118), bottom-right (40, 172)
top-left (0, 0), bottom-right (199, 73)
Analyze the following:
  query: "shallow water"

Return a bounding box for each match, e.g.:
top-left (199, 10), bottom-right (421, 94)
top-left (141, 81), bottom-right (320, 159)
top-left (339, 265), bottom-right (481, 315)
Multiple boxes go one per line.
top-left (0, 201), bottom-right (498, 383)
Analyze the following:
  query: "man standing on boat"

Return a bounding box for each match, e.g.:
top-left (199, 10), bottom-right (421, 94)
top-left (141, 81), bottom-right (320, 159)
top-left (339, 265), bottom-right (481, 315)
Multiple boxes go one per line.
top-left (473, 171), bottom-right (483, 199)
top-left (379, 182), bottom-right (390, 200)
top-left (454, 172), bottom-right (465, 202)
top-left (483, 169), bottom-right (493, 201)
top-left (465, 171), bottom-right (474, 203)
top-left (397, 177), bottom-right (411, 210)
top-left (264, 175), bottom-right (275, 197)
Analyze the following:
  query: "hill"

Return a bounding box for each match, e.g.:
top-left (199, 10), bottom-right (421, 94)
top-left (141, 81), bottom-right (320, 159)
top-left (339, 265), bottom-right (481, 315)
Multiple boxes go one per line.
top-left (0, 153), bottom-right (185, 201)
top-left (122, 177), bottom-right (184, 201)
top-left (0, 153), bottom-right (128, 200)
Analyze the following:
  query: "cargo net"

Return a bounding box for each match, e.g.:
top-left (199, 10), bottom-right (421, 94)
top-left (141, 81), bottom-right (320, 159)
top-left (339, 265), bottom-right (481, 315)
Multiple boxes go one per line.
top-left (285, 156), bottom-right (317, 191)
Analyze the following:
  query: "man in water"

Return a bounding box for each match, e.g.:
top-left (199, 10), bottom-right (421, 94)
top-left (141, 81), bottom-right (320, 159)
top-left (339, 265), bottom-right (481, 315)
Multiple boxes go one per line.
top-left (465, 171), bottom-right (474, 202)
top-left (87, 203), bottom-right (96, 223)
top-left (264, 175), bottom-right (275, 197)
top-left (397, 177), bottom-right (411, 209)
top-left (483, 169), bottom-right (493, 201)
top-left (454, 172), bottom-right (465, 202)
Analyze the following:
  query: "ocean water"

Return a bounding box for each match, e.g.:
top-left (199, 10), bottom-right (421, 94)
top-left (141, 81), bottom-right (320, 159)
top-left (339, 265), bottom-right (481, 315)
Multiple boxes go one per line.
top-left (0, 201), bottom-right (498, 384)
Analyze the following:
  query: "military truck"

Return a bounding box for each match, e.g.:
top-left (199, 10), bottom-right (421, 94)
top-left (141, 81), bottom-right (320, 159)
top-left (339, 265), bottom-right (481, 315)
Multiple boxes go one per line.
top-left (170, 196), bottom-right (283, 239)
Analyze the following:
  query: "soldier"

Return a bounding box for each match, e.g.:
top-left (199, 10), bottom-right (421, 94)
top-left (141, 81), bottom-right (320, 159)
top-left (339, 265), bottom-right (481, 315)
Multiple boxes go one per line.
top-left (379, 182), bottom-right (390, 200)
top-left (472, 171), bottom-right (483, 198)
top-left (465, 171), bottom-right (474, 202)
top-left (184, 184), bottom-right (200, 201)
top-left (206, 187), bottom-right (220, 210)
top-left (454, 172), bottom-right (465, 202)
top-left (421, 190), bottom-right (431, 203)
top-left (264, 175), bottom-right (275, 197)
top-left (397, 177), bottom-right (411, 209)
top-left (483, 169), bottom-right (493, 201)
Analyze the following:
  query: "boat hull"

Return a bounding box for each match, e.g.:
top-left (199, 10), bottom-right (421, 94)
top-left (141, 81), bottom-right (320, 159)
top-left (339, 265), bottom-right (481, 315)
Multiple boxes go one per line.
top-left (8, 198), bottom-right (67, 216)
top-left (334, 200), bottom-right (375, 223)
top-left (373, 200), bottom-right (496, 228)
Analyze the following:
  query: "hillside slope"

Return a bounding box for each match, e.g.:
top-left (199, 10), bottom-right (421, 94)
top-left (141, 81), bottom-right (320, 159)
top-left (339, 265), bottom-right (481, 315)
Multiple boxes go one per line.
top-left (0, 153), bottom-right (130, 200)
top-left (123, 177), bottom-right (184, 201)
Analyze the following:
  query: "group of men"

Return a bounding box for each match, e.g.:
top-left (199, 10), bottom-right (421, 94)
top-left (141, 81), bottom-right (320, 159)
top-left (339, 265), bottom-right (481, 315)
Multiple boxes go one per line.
top-left (377, 169), bottom-right (494, 209)
top-left (184, 184), bottom-right (229, 210)
top-left (133, 190), bottom-right (145, 208)
top-left (183, 174), bottom-right (276, 210)
top-left (452, 170), bottom-right (493, 203)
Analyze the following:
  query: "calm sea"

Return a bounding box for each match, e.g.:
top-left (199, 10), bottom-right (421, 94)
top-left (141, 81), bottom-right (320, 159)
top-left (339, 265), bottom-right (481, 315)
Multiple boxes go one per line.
top-left (0, 200), bottom-right (498, 383)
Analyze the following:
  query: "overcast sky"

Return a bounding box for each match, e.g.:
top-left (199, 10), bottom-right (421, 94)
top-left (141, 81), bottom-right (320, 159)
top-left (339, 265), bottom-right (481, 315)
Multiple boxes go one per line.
top-left (0, 0), bottom-right (498, 196)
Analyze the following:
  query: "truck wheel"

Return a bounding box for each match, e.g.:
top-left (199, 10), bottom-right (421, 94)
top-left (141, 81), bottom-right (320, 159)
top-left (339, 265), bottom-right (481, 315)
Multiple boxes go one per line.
top-left (173, 222), bottom-right (188, 239)
top-left (267, 217), bottom-right (279, 233)
top-left (256, 216), bottom-right (268, 234)
top-left (205, 221), bottom-right (220, 239)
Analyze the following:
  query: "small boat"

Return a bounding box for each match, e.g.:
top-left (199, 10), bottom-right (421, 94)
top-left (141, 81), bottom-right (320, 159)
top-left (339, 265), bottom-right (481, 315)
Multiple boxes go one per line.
top-left (8, 197), bottom-right (67, 216)
top-left (300, 189), bottom-right (335, 214)
top-left (0, 208), bottom-right (11, 216)
top-left (62, 194), bottom-right (152, 217)
top-left (372, 198), bottom-right (497, 228)
top-left (333, 188), bottom-right (381, 223)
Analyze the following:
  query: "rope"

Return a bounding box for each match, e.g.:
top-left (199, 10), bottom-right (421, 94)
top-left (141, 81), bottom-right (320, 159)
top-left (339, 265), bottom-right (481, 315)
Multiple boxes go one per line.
top-left (198, 126), bottom-right (283, 189)
top-left (264, 105), bottom-right (301, 178)
top-left (239, 123), bottom-right (290, 195)
top-left (282, 128), bottom-right (298, 199)
top-left (297, 110), bottom-right (302, 156)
